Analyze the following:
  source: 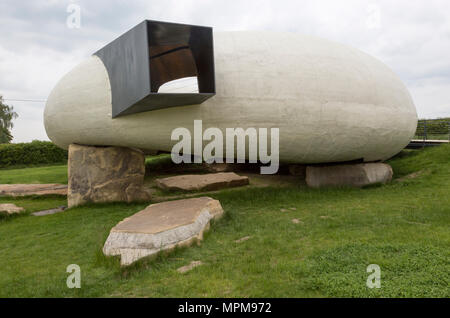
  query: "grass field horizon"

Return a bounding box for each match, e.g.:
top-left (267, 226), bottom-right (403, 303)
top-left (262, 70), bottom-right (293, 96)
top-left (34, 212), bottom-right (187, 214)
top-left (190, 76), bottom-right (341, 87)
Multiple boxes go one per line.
top-left (0, 146), bottom-right (449, 297)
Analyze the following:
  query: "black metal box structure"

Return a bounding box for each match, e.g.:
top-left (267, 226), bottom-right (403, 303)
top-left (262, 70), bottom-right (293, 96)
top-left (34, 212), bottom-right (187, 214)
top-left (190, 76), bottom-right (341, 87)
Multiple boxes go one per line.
top-left (94, 20), bottom-right (215, 118)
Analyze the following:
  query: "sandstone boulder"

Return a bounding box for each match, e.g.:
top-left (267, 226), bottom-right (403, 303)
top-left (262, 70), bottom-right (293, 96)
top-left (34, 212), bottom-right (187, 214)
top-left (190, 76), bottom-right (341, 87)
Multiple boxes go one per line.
top-left (103, 197), bottom-right (224, 265)
top-left (0, 184), bottom-right (67, 196)
top-left (155, 172), bottom-right (249, 192)
top-left (0, 203), bottom-right (24, 215)
top-left (306, 163), bottom-right (393, 188)
top-left (68, 144), bottom-right (151, 208)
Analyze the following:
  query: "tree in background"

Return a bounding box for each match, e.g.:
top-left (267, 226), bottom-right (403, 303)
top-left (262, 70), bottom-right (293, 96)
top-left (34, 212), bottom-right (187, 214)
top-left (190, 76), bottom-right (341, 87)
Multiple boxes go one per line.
top-left (0, 95), bottom-right (18, 143)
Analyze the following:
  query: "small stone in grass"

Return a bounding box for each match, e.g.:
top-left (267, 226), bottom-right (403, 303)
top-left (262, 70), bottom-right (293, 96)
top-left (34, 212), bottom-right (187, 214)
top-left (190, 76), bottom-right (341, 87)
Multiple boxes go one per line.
top-left (280, 208), bottom-right (288, 212)
top-left (292, 219), bottom-right (302, 224)
top-left (177, 261), bottom-right (203, 273)
top-left (32, 206), bottom-right (66, 216)
top-left (290, 207), bottom-right (297, 211)
top-left (235, 236), bottom-right (251, 243)
top-left (0, 203), bottom-right (24, 215)
top-left (320, 216), bottom-right (332, 219)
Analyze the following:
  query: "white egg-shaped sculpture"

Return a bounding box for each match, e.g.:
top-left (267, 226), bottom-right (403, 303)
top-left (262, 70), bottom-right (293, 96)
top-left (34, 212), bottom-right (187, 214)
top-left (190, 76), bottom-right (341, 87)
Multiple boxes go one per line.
top-left (44, 22), bottom-right (417, 164)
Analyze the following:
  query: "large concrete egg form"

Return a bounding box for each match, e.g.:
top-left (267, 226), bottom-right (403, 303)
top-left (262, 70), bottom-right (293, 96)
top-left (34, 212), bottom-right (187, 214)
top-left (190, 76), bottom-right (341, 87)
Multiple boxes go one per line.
top-left (44, 20), bottom-right (418, 164)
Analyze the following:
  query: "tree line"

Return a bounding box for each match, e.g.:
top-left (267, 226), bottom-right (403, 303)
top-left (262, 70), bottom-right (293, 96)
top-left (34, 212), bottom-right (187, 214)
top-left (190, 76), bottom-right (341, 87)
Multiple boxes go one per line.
top-left (0, 95), bottom-right (18, 143)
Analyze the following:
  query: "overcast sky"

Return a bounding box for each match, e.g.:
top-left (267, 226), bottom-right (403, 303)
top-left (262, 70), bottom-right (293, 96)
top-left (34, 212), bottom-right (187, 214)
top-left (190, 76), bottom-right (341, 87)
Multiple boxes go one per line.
top-left (1, 0), bottom-right (449, 143)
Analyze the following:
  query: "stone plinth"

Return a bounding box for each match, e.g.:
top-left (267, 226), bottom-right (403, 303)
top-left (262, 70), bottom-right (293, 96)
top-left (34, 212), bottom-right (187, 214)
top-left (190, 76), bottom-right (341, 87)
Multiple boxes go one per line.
top-left (68, 144), bottom-right (151, 208)
top-left (103, 197), bottom-right (224, 266)
top-left (306, 163), bottom-right (393, 188)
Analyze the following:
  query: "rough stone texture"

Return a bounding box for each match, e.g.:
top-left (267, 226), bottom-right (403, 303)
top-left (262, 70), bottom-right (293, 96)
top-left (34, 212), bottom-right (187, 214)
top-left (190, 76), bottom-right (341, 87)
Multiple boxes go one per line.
top-left (0, 203), bottom-right (24, 215)
top-left (68, 144), bottom-right (151, 208)
top-left (288, 165), bottom-right (306, 179)
top-left (0, 184), bottom-right (67, 196)
top-left (103, 197), bottom-right (224, 266)
top-left (155, 172), bottom-right (249, 192)
top-left (32, 206), bottom-right (66, 216)
top-left (306, 163), bottom-right (393, 188)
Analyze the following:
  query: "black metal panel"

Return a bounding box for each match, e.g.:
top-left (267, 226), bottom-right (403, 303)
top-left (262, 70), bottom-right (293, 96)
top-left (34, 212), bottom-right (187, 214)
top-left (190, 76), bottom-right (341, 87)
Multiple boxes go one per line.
top-left (94, 21), bottom-right (150, 118)
top-left (117, 93), bottom-right (215, 117)
top-left (93, 20), bottom-right (215, 118)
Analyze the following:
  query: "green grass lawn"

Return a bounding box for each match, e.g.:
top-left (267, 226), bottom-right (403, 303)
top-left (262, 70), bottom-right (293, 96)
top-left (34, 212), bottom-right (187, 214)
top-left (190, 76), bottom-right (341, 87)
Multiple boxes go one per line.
top-left (0, 164), bottom-right (68, 184)
top-left (0, 146), bottom-right (449, 297)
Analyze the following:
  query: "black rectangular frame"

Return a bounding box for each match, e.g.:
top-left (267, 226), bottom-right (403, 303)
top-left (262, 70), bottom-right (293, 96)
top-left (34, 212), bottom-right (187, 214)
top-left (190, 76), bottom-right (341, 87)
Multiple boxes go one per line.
top-left (94, 20), bottom-right (215, 118)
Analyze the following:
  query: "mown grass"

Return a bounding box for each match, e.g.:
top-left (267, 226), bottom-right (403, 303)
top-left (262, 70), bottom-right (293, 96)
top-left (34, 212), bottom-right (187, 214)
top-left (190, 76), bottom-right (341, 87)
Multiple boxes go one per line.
top-left (0, 164), bottom-right (68, 184)
top-left (0, 154), bottom-right (188, 185)
top-left (0, 146), bottom-right (448, 297)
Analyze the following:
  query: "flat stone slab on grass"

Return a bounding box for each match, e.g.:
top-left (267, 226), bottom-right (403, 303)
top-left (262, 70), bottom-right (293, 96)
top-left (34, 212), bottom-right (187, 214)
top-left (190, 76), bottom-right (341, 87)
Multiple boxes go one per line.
top-left (235, 236), bottom-right (251, 243)
top-left (177, 261), bottom-right (203, 274)
top-left (0, 203), bottom-right (24, 215)
top-left (306, 163), bottom-right (393, 188)
top-left (0, 184), bottom-right (67, 196)
top-left (155, 172), bottom-right (249, 192)
top-left (32, 206), bottom-right (66, 216)
top-left (103, 197), bottom-right (224, 266)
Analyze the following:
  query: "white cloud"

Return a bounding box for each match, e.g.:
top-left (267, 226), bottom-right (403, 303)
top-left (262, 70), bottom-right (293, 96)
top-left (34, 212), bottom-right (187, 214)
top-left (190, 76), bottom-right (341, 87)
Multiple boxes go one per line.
top-left (1, 0), bottom-right (449, 142)
top-left (410, 77), bottom-right (450, 118)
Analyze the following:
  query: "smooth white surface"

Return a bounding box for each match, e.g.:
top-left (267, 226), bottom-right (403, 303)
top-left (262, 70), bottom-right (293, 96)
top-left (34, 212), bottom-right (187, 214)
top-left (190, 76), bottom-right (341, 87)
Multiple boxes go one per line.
top-left (44, 31), bottom-right (418, 164)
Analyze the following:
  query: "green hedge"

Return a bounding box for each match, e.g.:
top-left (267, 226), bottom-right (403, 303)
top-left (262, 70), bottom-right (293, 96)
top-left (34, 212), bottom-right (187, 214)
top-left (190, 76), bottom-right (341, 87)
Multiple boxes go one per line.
top-left (416, 118), bottom-right (450, 136)
top-left (0, 140), bottom-right (67, 168)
